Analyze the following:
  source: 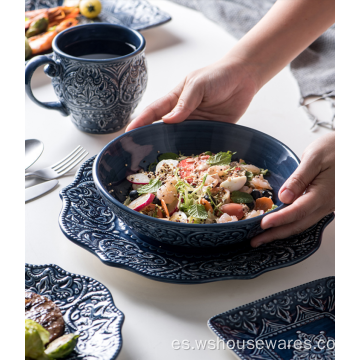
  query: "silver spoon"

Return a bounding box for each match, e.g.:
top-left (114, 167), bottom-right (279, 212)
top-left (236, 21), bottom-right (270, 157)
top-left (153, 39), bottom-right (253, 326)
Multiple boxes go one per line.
top-left (25, 139), bottom-right (44, 170)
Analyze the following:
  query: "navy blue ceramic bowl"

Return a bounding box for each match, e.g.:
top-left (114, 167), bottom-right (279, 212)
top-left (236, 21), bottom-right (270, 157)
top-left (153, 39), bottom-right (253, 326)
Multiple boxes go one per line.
top-left (93, 121), bottom-right (300, 248)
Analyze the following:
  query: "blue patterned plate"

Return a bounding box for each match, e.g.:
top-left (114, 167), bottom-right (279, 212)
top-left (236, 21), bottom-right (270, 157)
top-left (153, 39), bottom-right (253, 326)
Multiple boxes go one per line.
top-left (59, 157), bottom-right (334, 284)
top-left (208, 277), bottom-right (335, 360)
top-left (25, 263), bottom-right (124, 360)
top-left (25, 0), bottom-right (171, 31)
top-left (25, 0), bottom-right (171, 62)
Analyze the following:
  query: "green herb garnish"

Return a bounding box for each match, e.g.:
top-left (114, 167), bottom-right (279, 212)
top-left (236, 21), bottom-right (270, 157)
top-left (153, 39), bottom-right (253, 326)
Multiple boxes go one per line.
top-left (260, 169), bottom-right (269, 176)
top-left (203, 151), bottom-right (212, 156)
top-left (137, 179), bottom-right (162, 194)
top-left (207, 151), bottom-right (233, 166)
top-left (265, 204), bottom-right (278, 213)
top-left (148, 161), bottom-right (158, 171)
top-left (245, 171), bottom-right (254, 182)
top-left (188, 204), bottom-right (208, 219)
top-left (158, 152), bottom-right (179, 161)
top-left (231, 191), bottom-right (254, 204)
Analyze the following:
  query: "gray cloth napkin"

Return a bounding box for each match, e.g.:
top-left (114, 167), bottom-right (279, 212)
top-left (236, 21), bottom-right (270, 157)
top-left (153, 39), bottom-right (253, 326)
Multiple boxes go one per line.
top-left (169, 0), bottom-right (335, 129)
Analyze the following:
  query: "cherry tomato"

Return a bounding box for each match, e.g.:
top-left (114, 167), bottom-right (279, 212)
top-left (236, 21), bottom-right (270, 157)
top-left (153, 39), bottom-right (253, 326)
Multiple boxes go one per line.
top-left (178, 159), bottom-right (194, 183)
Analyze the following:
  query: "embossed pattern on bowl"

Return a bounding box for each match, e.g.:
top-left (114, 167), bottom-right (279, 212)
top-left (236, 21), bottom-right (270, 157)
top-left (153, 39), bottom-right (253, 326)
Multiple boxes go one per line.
top-left (93, 121), bottom-right (301, 247)
top-left (59, 156), bottom-right (334, 283)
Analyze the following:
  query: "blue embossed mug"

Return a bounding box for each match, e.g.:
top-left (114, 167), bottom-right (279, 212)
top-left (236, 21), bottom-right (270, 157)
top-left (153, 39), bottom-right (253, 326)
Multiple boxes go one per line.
top-left (25, 23), bottom-right (148, 134)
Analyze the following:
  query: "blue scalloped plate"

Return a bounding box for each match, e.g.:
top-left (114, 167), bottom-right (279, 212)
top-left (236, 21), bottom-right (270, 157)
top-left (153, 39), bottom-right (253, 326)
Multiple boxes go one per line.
top-left (58, 157), bottom-right (334, 284)
top-left (25, 0), bottom-right (171, 31)
top-left (208, 277), bottom-right (335, 360)
top-left (25, 0), bottom-right (171, 62)
top-left (25, 263), bottom-right (124, 360)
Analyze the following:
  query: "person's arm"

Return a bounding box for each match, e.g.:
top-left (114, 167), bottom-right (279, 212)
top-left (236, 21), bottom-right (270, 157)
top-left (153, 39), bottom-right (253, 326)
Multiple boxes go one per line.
top-left (126, 0), bottom-right (335, 246)
top-left (227, 0), bottom-right (335, 90)
top-left (126, 0), bottom-right (335, 130)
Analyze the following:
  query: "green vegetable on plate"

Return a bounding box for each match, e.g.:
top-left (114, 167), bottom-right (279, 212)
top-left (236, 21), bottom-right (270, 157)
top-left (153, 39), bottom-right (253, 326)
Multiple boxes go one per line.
top-left (45, 333), bottom-right (79, 359)
top-left (26, 17), bottom-right (49, 38)
top-left (25, 319), bottom-right (50, 359)
top-left (25, 318), bottom-right (78, 359)
top-left (25, 37), bottom-right (32, 60)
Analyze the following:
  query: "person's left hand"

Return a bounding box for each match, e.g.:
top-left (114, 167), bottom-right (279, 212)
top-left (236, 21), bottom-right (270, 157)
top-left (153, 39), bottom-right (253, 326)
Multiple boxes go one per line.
top-left (250, 132), bottom-right (335, 248)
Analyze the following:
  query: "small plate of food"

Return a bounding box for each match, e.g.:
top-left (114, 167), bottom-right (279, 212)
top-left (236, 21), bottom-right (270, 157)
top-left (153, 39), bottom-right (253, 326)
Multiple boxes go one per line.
top-left (25, 263), bottom-right (124, 360)
top-left (25, 0), bottom-right (172, 61)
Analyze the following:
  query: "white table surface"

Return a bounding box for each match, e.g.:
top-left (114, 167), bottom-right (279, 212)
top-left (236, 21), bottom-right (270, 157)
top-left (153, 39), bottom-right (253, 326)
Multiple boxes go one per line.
top-left (25, 1), bottom-right (335, 359)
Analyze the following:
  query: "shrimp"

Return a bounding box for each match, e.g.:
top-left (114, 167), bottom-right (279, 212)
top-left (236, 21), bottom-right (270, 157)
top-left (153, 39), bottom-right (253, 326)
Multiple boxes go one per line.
top-left (25, 6), bottom-right (79, 30)
top-left (250, 174), bottom-right (273, 190)
top-left (195, 161), bottom-right (210, 171)
top-left (216, 213), bottom-right (238, 223)
top-left (239, 186), bottom-right (253, 194)
top-left (205, 174), bottom-right (220, 188)
top-left (25, 12), bottom-right (48, 31)
top-left (157, 178), bottom-right (178, 204)
top-left (241, 164), bottom-right (260, 175)
top-left (243, 210), bottom-right (264, 219)
top-left (28, 18), bottom-right (78, 56)
top-left (208, 165), bottom-right (229, 176)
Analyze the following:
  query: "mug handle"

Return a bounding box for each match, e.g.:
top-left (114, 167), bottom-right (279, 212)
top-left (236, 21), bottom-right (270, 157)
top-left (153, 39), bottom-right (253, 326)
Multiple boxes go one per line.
top-left (25, 55), bottom-right (69, 116)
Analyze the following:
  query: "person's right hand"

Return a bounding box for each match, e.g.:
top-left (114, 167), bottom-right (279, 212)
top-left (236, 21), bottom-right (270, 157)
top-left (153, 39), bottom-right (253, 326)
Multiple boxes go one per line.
top-left (126, 57), bottom-right (259, 131)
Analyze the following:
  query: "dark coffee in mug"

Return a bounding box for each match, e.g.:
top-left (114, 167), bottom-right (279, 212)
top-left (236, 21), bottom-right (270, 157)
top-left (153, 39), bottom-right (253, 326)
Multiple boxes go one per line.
top-left (64, 39), bottom-right (137, 59)
top-left (25, 24), bottom-right (148, 134)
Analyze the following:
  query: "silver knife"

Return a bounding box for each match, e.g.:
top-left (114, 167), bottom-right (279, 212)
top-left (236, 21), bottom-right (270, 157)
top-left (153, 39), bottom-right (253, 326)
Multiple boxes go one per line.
top-left (25, 180), bottom-right (59, 202)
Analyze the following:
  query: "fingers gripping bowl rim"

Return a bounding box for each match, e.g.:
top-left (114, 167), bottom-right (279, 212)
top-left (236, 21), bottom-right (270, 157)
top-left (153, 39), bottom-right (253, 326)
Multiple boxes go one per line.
top-left (93, 120), bottom-right (300, 248)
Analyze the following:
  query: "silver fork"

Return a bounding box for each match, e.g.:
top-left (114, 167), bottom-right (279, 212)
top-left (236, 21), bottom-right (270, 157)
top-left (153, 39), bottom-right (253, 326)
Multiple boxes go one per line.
top-left (25, 146), bottom-right (88, 180)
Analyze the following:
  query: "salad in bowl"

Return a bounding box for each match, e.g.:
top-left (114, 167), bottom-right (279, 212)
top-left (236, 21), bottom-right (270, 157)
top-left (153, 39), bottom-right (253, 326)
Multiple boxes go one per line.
top-left (124, 151), bottom-right (277, 224)
top-left (93, 121), bottom-right (300, 248)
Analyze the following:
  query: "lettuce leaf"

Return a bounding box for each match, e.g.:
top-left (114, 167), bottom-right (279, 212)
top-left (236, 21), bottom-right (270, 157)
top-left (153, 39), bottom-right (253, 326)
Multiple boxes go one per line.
top-left (207, 151), bottom-right (233, 166)
top-left (187, 204), bottom-right (208, 219)
top-left (137, 179), bottom-right (162, 194)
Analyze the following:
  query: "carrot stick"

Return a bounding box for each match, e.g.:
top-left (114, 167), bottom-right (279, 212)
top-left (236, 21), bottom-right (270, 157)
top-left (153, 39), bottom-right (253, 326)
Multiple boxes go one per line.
top-left (200, 198), bottom-right (213, 213)
top-left (161, 199), bottom-right (170, 218)
top-left (255, 197), bottom-right (274, 212)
